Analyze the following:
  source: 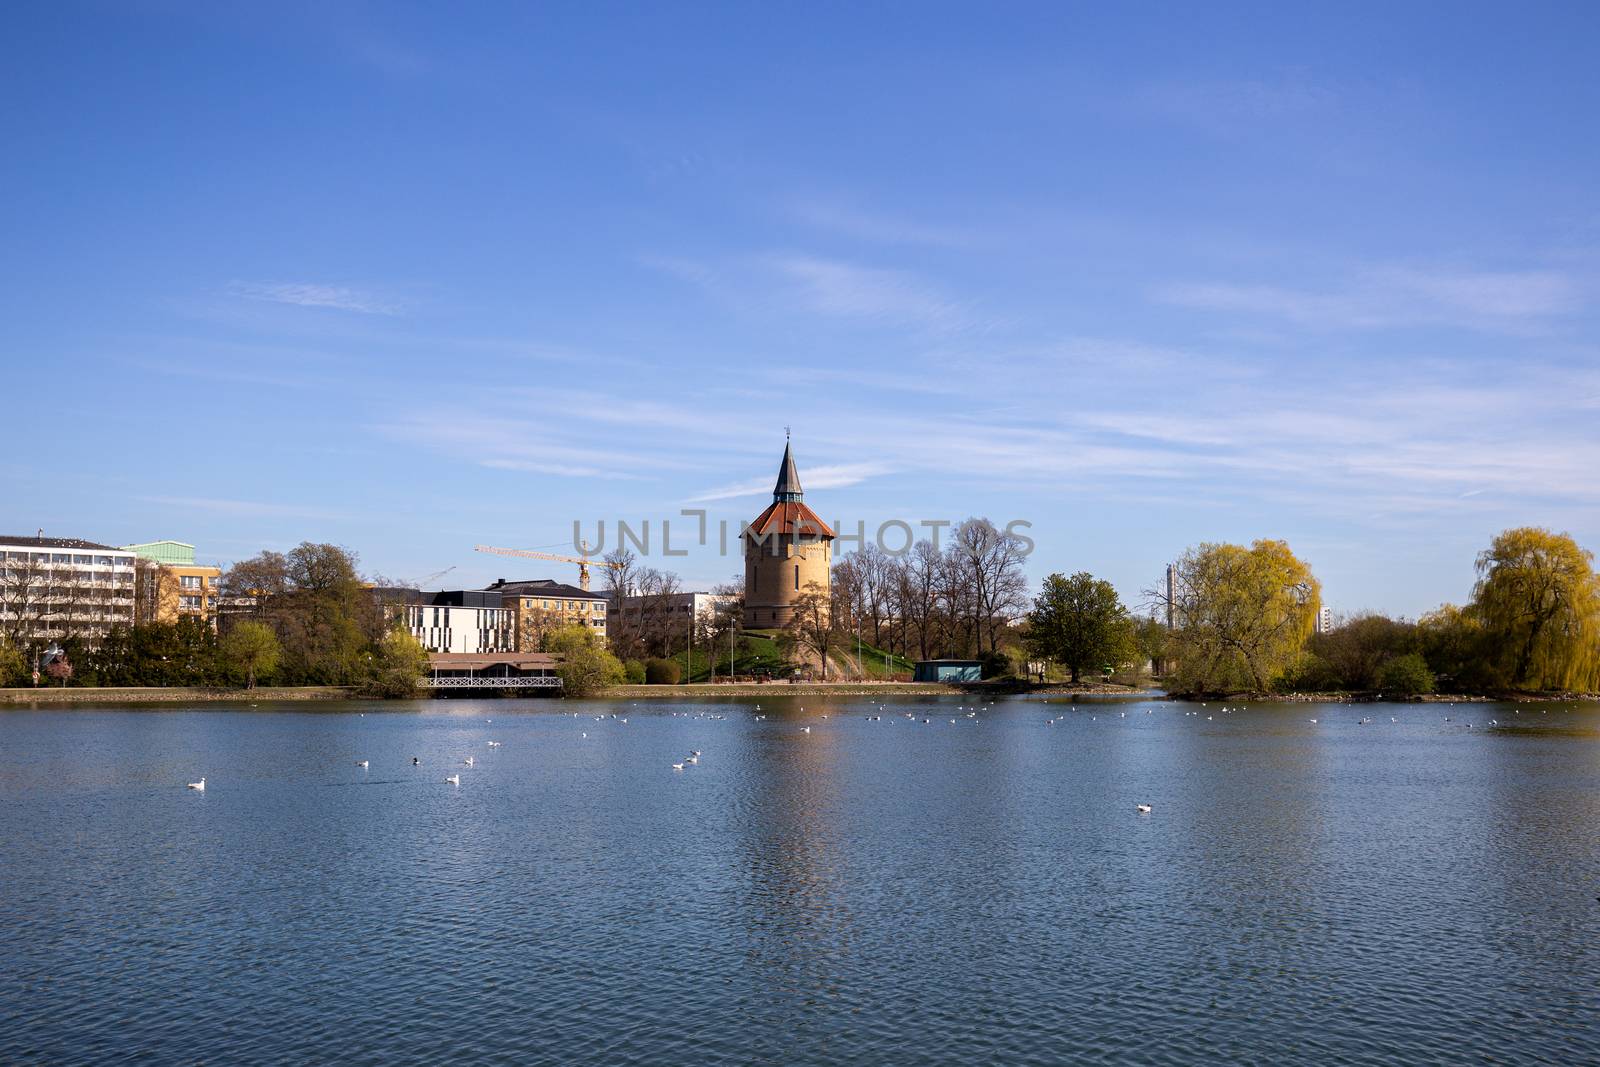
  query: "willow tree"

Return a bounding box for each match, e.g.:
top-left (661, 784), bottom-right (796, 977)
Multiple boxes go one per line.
top-left (1161, 540), bottom-right (1320, 694)
top-left (1469, 527), bottom-right (1600, 691)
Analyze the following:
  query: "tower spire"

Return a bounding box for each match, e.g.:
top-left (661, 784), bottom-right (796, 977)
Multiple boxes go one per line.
top-left (773, 439), bottom-right (802, 503)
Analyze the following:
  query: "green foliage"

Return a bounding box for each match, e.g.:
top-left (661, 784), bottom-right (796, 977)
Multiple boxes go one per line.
top-left (365, 628), bottom-right (430, 698)
top-left (545, 625), bottom-right (624, 696)
top-left (1308, 614), bottom-right (1418, 690)
top-left (0, 639), bottom-right (25, 686)
top-left (1167, 540), bottom-right (1320, 695)
top-left (1134, 616), bottom-right (1169, 675)
top-left (85, 619), bottom-right (225, 687)
top-left (227, 543), bottom-right (385, 686)
top-left (977, 648), bottom-right (1012, 679)
top-left (645, 657), bottom-right (681, 685)
top-left (220, 621), bottom-right (280, 688)
top-left (623, 659), bottom-right (647, 685)
top-left (1024, 572), bottom-right (1136, 683)
top-left (1416, 604), bottom-right (1494, 692)
top-left (1377, 653), bottom-right (1435, 695)
top-left (1274, 651), bottom-right (1338, 693)
top-left (1467, 527), bottom-right (1600, 691)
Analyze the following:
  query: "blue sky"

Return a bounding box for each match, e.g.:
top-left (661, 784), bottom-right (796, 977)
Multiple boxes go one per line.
top-left (4, 2), bottom-right (1598, 616)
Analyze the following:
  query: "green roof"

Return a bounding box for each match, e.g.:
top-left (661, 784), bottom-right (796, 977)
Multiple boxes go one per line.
top-left (122, 540), bottom-right (197, 565)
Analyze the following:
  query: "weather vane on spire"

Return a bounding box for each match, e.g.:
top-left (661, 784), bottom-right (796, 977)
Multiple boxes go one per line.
top-left (785, 424), bottom-right (790, 441)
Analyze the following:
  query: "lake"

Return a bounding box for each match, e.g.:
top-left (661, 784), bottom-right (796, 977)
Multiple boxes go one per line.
top-left (2, 695), bottom-right (1597, 1065)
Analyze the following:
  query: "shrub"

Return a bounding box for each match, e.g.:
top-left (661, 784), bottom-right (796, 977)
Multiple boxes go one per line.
top-left (977, 648), bottom-right (1012, 679)
top-left (645, 658), bottom-right (681, 685)
top-left (1274, 651), bottom-right (1338, 693)
top-left (1377, 653), bottom-right (1435, 696)
top-left (624, 659), bottom-right (647, 685)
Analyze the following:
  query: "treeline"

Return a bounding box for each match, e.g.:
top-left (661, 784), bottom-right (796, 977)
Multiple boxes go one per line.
top-left (594, 517), bottom-right (1032, 679)
top-left (1156, 526), bottom-right (1600, 697)
top-left (9, 543), bottom-right (431, 695)
top-left (828, 518), bottom-right (1030, 661)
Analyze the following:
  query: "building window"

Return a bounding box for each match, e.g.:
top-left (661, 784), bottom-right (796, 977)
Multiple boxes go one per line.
top-left (794, 565), bottom-right (799, 590)
top-left (180, 575), bottom-right (202, 590)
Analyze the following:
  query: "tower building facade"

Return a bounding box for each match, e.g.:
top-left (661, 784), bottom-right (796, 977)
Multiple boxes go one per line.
top-left (743, 441), bottom-right (834, 628)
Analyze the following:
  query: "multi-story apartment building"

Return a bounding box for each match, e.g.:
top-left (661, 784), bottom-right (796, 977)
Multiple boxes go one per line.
top-left (386, 589), bottom-right (515, 655)
top-left (0, 535), bottom-right (137, 647)
top-left (123, 540), bottom-right (224, 628)
top-left (482, 578), bottom-right (608, 651)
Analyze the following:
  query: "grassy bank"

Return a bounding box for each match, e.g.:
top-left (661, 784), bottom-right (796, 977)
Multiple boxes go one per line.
top-left (0, 686), bottom-right (359, 705)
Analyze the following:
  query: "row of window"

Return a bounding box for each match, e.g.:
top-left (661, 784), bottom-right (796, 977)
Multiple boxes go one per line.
top-left (1, 552), bottom-right (133, 566)
top-left (522, 598), bottom-right (605, 612)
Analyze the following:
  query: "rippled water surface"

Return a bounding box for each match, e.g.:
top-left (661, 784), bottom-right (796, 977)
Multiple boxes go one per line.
top-left (2, 695), bottom-right (1598, 1065)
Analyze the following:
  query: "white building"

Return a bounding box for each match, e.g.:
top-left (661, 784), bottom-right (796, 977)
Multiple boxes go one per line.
top-left (1318, 606), bottom-right (1334, 634)
top-left (0, 535), bottom-right (137, 647)
top-left (390, 590), bottom-right (514, 655)
top-left (607, 591), bottom-right (737, 631)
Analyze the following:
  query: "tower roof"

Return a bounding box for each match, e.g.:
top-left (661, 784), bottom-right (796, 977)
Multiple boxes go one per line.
top-left (773, 440), bottom-right (803, 502)
top-left (746, 500), bottom-right (835, 540)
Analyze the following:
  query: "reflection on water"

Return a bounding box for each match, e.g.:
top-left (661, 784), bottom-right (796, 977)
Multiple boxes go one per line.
top-left (1, 696), bottom-right (1597, 1065)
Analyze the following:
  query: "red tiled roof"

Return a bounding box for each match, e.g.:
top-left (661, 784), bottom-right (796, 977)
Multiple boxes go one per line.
top-left (745, 501), bottom-right (834, 539)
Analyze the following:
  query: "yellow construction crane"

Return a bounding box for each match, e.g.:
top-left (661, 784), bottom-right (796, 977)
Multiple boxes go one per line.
top-left (474, 544), bottom-right (621, 591)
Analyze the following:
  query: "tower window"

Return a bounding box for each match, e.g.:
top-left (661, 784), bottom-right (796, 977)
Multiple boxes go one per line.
top-left (794, 565), bottom-right (799, 590)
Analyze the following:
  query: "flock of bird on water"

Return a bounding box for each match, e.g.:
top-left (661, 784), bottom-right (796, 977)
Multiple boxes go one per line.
top-left (182, 697), bottom-right (1552, 810)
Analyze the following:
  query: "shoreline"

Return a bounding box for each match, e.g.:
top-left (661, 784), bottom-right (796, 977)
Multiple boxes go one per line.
top-left (0, 686), bottom-right (358, 705)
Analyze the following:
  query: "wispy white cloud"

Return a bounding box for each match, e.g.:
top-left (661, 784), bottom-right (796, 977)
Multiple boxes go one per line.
top-left (229, 281), bottom-right (403, 316)
top-left (767, 254), bottom-right (976, 331)
top-left (639, 251), bottom-right (987, 334)
top-left (688, 462), bottom-right (895, 502)
top-left (1155, 266), bottom-right (1581, 331)
top-left (787, 197), bottom-right (976, 248)
top-left (377, 415), bottom-right (681, 481)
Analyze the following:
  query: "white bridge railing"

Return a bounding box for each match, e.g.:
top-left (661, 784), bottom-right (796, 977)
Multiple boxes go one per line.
top-left (423, 675), bottom-right (563, 689)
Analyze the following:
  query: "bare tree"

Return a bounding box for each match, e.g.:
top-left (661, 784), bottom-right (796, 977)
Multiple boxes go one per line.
top-left (951, 517), bottom-right (1029, 655)
top-left (900, 540), bottom-right (941, 661)
top-left (0, 550), bottom-right (49, 651)
top-left (780, 583), bottom-right (837, 680)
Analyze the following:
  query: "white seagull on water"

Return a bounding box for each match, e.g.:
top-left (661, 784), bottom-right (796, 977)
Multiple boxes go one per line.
top-left (445, 774), bottom-right (461, 786)
top-left (1136, 803), bottom-right (1152, 814)
top-left (187, 777), bottom-right (206, 791)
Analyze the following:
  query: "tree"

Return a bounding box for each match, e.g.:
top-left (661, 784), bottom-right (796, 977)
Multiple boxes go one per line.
top-left (366, 628), bottom-right (430, 698)
top-left (1307, 613), bottom-right (1419, 690)
top-left (1134, 615), bottom-right (1170, 677)
top-left (644, 658), bottom-right (681, 685)
top-left (1025, 572), bottom-right (1137, 683)
top-left (1157, 540), bottom-right (1320, 694)
top-left (1416, 604), bottom-right (1493, 692)
top-left (0, 638), bottom-right (25, 686)
top-left (780, 583), bottom-right (837, 680)
top-left (545, 624), bottom-right (625, 696)
top-left (1468, 527), bottom-right (1600, 691)
top-left (1377, 653), bottom-right (1435, 696)
top-left (221, 621), bottom-right (281, 689)
top-left (900, 540), bottom-right (941, 660)
top-left (951, 518), bottom-right (1029, 656)
top-left (223, 543), bottom-right (386, 685)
